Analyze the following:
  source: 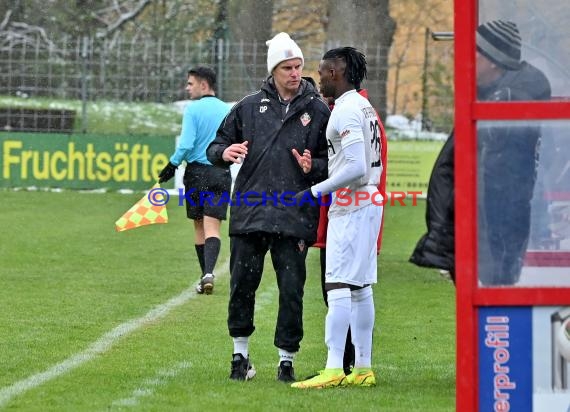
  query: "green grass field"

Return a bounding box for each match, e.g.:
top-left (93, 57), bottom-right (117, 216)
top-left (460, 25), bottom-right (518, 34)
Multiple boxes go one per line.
top-left (0, 191), bottom-right (455, 411)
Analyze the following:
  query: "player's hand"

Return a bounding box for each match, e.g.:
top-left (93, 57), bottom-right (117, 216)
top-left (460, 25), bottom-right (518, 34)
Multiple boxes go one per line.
top-left (158, 162), bottom-right (178, 183)
top-left (223, 141), bottom-right (249, 164)
top-left (294, 188), bottom-right (317, 206)
top-left (292, 148), bottom-right (312, 174)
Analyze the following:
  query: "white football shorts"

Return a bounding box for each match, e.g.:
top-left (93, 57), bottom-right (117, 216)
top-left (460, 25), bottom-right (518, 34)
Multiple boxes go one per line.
top-left (325, 203), bottom-right (383, 287)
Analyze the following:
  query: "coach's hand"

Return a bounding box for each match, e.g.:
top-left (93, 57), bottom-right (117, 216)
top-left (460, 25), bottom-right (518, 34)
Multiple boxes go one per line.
top-left (158, 162), bottom-right (178, 183)
top-left (292, 148), bottom-right (312, 174)
top-left (294, 188), bottom-right (318, 206)
top-left (222, 141), bottom-right (249, 164)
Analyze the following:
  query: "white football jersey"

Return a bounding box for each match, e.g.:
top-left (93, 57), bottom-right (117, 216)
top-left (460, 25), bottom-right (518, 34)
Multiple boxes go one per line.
top-left (326, 90), bottom-right (382, 216)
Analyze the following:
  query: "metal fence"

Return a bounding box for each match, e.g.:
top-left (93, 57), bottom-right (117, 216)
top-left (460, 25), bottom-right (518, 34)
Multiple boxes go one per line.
top-left (0, 33), bottom-right (454, 133)
top-left (0, 35), bottom-right (211, 102)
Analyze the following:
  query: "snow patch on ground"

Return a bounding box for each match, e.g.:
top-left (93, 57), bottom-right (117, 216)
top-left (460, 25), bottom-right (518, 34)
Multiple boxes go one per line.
top-left (386, 114), bottom-right (449, 141)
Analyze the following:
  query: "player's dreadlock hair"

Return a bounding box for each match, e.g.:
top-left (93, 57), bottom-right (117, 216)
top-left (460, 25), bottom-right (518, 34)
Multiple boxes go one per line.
top-left (322, 47), bottom-right (367, 89)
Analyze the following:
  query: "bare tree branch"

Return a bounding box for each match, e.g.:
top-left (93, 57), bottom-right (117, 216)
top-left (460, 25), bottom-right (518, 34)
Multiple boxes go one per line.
top-left (0, 11), bottom-right (58, 53)
top-left (94, 0), bottom-right (153, 38)
top-left (1, 10), bottom-right (12, 31)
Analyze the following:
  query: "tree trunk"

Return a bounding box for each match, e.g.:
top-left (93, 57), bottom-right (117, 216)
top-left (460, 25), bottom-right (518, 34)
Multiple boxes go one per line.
top-left (325, 0), bottom-right (395, 120)
top-left (224, 0), bottom-right (274, 101)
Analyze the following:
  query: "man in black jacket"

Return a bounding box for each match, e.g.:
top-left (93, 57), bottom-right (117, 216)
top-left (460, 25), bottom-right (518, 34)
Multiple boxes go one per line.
top-left (207, 32), bottom-right (330, 382)
top-left (409, 130), bottom-right (455, 279)
top-left (476, 21), bottom-right (551, 285)
top-left (410, 20), bottom-right (551, 286)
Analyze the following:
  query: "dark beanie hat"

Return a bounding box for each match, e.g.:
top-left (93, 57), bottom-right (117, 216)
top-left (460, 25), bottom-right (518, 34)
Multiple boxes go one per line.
top-left (476, 20), bottom-right (521, 70)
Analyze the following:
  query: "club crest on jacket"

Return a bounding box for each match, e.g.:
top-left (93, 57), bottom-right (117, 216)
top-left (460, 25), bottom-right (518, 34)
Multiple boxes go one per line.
top-left (300, 113), bottom-right (311, 126)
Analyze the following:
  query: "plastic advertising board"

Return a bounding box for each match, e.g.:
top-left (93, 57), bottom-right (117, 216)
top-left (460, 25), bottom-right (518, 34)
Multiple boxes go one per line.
top-left (478, 307), bottom-right (570, 411)
top-left (0, 132), bottom-right (173, 190)
top-left (385, 140), bottom-right (444, 197)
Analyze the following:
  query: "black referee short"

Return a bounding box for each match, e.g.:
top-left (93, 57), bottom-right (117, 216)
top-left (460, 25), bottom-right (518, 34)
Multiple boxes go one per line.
top-left (183, 162), bottom-right (231, 221)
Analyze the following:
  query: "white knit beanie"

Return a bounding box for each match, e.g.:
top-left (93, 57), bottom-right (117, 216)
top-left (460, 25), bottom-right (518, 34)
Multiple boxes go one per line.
top-left (266, 32), bottom-right (304, 74)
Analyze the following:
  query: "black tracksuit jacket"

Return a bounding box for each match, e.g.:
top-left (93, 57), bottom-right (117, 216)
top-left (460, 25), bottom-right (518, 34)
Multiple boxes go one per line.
top-left (207, 78), bottom-right (330, 243)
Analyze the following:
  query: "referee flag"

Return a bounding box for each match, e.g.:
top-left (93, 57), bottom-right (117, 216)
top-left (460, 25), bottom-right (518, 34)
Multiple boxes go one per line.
top-left (115, 184), bottom-right (169, 232)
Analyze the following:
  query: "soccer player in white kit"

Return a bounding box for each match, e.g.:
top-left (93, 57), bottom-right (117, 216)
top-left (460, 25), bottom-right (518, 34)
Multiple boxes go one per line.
top-left (292, 47), bottom-right (383, 389)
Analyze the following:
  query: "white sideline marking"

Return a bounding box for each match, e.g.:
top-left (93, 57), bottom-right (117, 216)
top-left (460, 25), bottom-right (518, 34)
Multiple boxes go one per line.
top-left (0, 260), bottom-right (229, 408)
top-left (110, 361), bottom-right (191, 409)
top-left (104, 276), bottom-right (279, 408)
top-left (105, 279), bottom-right (279, 409)
top-left (255, 288), bottom-right (278, 308)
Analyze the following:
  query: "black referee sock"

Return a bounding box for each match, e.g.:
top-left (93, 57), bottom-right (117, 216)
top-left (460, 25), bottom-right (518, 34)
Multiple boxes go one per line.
top-left (195, 244), bottom-right (205, 275)
top-left (204, 237), bottom-right (221, 275)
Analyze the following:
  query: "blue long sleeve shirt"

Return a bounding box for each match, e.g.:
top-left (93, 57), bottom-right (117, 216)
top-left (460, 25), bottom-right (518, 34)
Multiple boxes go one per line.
top-left (170, 96), bottom-right (231, 166)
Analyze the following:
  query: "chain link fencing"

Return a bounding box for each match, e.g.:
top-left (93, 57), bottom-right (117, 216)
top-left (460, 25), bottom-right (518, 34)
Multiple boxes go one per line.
top-left (0, 33), bottom-right (454, 134)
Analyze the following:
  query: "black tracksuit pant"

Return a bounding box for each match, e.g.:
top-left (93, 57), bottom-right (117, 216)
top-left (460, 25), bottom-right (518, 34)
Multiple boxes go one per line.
top-left (228, 232), bottom-right (308, 353)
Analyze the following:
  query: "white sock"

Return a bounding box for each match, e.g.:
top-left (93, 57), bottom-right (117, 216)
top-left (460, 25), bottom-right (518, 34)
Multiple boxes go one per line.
top-left (278, 348), bottom-right (296, 365)
top-left (233, 336), bottom-right (249, 358)
top-left (350, 287), bottom-right (375, 368)
top-left (325, 288), bottom-right (352, 369)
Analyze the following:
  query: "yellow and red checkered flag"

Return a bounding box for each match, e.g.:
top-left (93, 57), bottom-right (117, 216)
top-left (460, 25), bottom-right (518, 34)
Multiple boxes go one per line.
top-left (115, 183), bottom-right (169, 232)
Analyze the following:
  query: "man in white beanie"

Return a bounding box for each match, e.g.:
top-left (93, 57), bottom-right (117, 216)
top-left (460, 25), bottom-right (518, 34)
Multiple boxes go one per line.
top-left (207, 32), bottom-right (330, 382)
top-left (266, 32), bottom-right (304, 75)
